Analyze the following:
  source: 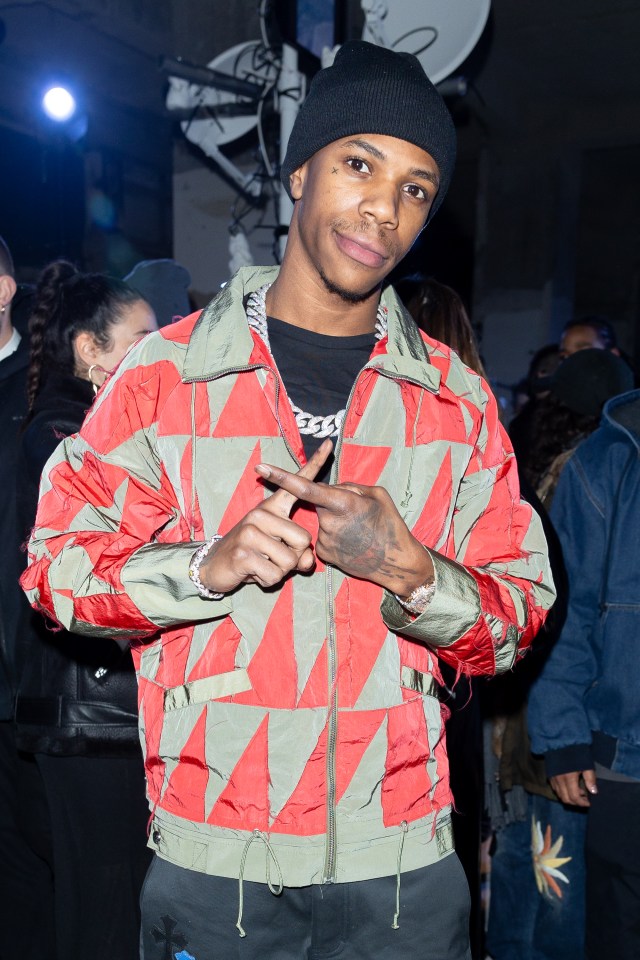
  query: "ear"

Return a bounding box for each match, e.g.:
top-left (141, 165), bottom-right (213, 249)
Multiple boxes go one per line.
top-left (289, 163), bottom-right (307, 201)
top-left (0, 273), bottom-right (17, 309)
top-left (73, 330), bottom-right (100, 368)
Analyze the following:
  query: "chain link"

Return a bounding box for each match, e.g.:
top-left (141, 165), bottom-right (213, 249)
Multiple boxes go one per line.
top-left (246, 283), bottom-right (387, 439)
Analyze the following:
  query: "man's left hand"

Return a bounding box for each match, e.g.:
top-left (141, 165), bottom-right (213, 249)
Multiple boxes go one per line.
top-left (255, 461), bottom-right (434, 598)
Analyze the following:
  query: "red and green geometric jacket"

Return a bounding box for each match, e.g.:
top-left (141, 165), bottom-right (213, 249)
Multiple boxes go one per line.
top-left (22, 266), bottom-right (555, 889)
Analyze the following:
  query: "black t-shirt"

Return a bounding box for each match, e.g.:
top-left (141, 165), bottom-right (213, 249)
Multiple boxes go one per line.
top-left (267, 316), bottom-right (376, 477)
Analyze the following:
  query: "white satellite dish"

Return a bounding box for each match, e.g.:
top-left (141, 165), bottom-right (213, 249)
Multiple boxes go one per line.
top-left (166, 41), bottom-right (277, 196)
top-left (167, 42), bottom-right (275, 148)
top-left (362, 0), bottom-right (491, 84)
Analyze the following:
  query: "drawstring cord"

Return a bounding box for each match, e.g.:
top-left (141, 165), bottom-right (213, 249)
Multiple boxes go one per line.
top-left (236, 830), bottom-right (284, 938)
top-left (392, 821), bottom-right (409, 929)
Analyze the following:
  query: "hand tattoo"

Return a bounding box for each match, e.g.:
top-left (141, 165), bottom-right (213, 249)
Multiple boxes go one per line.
top-left (321, 504), bottom-right (400, 578)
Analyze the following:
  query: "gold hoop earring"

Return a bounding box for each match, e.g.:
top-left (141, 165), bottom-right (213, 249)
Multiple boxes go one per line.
top-left (87, 364), bottom-right (107, 395)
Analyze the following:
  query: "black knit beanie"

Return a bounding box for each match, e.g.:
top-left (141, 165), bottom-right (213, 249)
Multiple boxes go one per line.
top-left (281, 40), bottom-right (457, 222)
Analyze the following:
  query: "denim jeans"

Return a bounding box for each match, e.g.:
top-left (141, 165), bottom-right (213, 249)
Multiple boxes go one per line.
top-left (486, 794), bottom-right (586, 960)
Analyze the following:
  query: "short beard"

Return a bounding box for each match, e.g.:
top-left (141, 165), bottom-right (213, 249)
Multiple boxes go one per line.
top-left (318, 266), bottom-right (381, 305)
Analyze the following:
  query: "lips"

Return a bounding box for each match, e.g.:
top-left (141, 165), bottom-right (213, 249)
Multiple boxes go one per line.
top-left (334, 231), bottom-right (389, 268)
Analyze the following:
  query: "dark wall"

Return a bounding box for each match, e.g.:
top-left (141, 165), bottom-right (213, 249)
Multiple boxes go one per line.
top-left (0, 0), bottom-right (174, 280)
top-left (1, 127), bottom-right (85, 276)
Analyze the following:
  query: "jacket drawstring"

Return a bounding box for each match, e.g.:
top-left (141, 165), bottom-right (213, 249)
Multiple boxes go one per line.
top-left (392, 820), bottom-right (409, 929)
top-left (236, 829), bottom-right (284, 938)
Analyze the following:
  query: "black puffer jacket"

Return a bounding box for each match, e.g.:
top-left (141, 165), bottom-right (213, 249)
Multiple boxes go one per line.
top-left (15, 372), bottom-right (140, 756)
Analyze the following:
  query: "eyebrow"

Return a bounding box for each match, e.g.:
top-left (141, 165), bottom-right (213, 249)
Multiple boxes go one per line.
top-left (340, 138), bottom-right (440, 188)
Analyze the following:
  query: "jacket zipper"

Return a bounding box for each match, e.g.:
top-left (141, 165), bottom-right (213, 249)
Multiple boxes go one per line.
top-left (321, 364), bottom-right (432, 882)
top-left (193, 358), bottom-right (427, 882)
top-left (323, 565), bottom-right (338, 882)
top-left (321, 370), bottom-right (367, 884)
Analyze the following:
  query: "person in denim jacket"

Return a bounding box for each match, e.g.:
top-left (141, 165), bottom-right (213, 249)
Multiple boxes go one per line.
top-left (529, 387), bottom-right (640, 960)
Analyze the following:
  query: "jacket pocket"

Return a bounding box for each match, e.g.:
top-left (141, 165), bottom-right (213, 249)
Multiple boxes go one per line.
top-left (164, 669), bottom-right (252, 711)
top-left (400, 665), bottom-right (442, 701)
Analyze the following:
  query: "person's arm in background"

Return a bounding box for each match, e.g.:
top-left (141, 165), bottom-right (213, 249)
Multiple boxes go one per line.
top-left (528, 452), bottom-right (604, 805)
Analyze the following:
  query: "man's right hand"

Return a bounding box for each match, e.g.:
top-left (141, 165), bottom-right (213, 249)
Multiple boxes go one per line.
top-left (549, 769), bottom-right (598, 807)
top-left (198, 439), bottom-right (333, 594)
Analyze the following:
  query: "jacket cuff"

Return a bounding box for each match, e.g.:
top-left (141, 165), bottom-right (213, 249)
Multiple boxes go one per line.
top-left (121, 541), bottom-right (234, 629)
top-left (380, 549), bottom-right (480, 647)
top-left (544, 743), bottom-right (594, 778)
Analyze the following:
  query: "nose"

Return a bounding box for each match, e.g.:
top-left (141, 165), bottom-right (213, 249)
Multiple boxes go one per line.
top-left (358, 180), bottom-right (399, 229)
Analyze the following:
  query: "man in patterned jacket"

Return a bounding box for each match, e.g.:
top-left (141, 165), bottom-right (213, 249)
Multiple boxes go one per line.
top-left (22, 42), bottom-right (554, 960)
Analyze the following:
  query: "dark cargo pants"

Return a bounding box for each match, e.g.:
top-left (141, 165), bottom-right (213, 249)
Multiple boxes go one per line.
top-left (140, 851), bottom-right (471, 960)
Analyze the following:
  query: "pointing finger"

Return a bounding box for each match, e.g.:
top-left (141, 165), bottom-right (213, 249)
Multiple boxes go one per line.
top-left (256, 461), bottom-right (345, 513)
top-left (260, 439), bottom-right (333, 517)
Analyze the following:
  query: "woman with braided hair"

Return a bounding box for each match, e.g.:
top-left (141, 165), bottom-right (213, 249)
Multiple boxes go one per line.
top-left (24, 259), bottom-right (156, 408)
top-left (14, 260), bottom-right (157, 960)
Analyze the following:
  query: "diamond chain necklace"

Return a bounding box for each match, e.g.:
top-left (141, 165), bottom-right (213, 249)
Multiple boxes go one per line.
top-left (246, 282), bottom-right (388, 438)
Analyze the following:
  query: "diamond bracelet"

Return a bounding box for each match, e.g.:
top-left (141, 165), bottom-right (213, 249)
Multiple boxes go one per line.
top-left (188, 534), bottom-right (224, 600)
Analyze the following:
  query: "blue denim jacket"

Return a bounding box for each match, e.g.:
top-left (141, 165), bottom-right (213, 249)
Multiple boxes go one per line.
top-left (529, 389), bottom-right (640, 779)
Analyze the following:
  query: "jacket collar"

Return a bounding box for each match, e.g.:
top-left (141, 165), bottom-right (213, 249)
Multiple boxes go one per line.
top-left (183, 265), bottom-right (441, 393)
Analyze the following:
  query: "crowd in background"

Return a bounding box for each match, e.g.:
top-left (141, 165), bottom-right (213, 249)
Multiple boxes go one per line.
top-left (1, 232), bottom-right (638, 959)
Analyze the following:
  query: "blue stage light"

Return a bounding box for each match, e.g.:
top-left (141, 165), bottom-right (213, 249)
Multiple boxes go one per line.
top-left (42, 86), bottom-right (76, 122)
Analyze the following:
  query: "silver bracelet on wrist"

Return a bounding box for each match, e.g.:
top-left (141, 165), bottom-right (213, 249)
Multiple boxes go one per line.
top-left (188, 535), bottom-right (224, 600)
